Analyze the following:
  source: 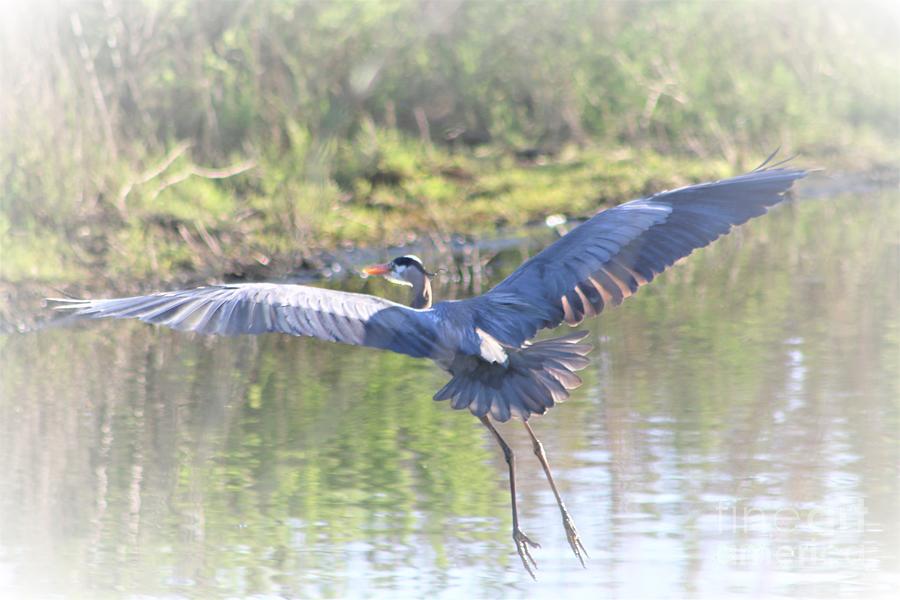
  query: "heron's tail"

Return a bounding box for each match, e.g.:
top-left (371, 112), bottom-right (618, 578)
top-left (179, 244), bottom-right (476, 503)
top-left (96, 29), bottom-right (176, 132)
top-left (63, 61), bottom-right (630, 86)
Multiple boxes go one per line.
top-left (433, 332), bottom-right (592, 422)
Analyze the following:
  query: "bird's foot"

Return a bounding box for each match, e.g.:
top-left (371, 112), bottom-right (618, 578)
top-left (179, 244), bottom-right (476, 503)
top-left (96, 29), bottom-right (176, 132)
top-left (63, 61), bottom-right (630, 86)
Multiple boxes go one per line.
top-left (513, 527), bottom-right (541, 579)
top-left (561, 511), bottom-right (588, 567)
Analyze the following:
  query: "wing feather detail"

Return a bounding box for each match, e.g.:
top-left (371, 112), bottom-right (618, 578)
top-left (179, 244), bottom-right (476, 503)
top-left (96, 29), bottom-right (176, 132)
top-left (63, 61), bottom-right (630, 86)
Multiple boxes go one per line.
top-left (51, 283), bottom-right (446, 360)
top-left (460, 167), bottom-right (805, 346)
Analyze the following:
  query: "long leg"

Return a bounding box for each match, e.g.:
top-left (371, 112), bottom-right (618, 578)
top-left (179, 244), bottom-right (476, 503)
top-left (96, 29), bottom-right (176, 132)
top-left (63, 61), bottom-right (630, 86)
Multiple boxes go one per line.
top-left (480, 415), bottom-right (540, 578)
top-left (523, 421), bottom-right (588, 567)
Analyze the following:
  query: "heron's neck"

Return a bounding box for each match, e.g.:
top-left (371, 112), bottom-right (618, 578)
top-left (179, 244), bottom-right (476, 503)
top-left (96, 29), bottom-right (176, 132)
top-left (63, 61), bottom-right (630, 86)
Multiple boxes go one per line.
top-left (410, 274), bottom-right (432, 309)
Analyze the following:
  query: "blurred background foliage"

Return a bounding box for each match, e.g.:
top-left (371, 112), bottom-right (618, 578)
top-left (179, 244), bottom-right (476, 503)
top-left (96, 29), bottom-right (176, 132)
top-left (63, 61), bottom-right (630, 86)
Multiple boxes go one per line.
top-left (1, 0), bottom-right (898, 287)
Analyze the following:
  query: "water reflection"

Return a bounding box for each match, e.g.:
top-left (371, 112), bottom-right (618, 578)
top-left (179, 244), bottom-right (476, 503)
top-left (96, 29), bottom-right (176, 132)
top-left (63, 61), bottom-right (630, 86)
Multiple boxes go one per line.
top-left (1, 191), bottom-right (898, 598)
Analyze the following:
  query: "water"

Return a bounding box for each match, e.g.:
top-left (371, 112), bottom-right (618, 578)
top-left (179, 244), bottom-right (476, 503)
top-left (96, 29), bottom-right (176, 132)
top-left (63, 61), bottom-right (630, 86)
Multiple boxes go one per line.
top-left (1, 190), bottom-right (898, 599)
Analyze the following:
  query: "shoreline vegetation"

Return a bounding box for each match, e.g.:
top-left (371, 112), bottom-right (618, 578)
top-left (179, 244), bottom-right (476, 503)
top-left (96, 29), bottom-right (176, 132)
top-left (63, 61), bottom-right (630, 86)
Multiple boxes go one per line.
top-left (1, 1), bottom-right (898, 328)
top-left (2, 155), bottom-right (896, 334)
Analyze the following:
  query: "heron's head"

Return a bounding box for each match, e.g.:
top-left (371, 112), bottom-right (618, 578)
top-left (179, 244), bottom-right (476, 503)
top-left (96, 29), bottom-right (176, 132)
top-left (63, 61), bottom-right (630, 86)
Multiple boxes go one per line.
top-left (362, 255), bottom-right (432, 287)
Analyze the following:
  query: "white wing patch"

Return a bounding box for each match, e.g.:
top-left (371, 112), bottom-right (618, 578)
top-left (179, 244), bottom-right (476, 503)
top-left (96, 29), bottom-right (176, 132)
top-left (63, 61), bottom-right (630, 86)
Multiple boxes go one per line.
top-left (475, 327), bottom-right (508, 364)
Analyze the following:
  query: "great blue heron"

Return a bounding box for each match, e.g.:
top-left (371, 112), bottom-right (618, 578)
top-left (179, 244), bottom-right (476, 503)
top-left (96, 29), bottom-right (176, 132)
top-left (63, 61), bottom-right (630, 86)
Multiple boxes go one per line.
top-left (51, 164), bottom-right (806, 577)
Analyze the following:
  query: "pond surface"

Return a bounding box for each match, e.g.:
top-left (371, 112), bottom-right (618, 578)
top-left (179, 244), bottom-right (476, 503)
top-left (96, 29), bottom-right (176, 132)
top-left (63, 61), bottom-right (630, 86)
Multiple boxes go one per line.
top-left (1, 188), bottom-right (898, 599)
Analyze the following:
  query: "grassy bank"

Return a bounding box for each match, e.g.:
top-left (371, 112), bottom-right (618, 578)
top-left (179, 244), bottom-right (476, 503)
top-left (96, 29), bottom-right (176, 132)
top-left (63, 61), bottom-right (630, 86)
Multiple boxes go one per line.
top-left (2, 134), bottom-right (896, 294)
top-left (1, 138), bottom-right (742, 287)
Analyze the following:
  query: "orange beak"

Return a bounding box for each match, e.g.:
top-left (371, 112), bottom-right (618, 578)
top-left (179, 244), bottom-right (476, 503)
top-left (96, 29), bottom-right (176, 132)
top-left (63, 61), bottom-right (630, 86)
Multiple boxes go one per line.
top-left (362, 263), bottom-right (390, 276)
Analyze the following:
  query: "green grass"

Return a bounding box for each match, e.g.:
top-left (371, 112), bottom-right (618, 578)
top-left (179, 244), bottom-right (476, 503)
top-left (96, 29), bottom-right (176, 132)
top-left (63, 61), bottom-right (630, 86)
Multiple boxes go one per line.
top-left (0, 139), bottom-right (745, 289)
top-left (0, 132), bottom-right (893, 295)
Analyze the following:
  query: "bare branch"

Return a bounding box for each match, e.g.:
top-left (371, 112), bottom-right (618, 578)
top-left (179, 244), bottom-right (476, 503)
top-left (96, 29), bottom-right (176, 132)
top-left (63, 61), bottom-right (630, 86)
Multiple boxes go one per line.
top-left (150, 159), bottom-right (257, 199)
top-left (116, 142), bottom-right (193, 215)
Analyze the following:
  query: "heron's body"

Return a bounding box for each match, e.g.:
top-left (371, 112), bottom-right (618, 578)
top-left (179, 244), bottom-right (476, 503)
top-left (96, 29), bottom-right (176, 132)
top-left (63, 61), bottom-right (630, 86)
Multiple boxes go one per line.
top-left (52, 163), bottom-right (806, 577)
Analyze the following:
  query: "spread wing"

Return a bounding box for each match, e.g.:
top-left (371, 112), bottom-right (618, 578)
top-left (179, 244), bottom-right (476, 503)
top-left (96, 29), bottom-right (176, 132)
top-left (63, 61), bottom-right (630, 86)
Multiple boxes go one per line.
top-left (51, 283), bottom-right (445, 359)
top-left (465, 167), bottom-right (806, 347)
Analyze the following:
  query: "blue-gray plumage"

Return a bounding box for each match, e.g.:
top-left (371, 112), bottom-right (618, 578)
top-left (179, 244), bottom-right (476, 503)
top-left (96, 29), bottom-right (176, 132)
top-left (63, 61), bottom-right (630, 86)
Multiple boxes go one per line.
top-left (50, 163), bottom-right (806, 577)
